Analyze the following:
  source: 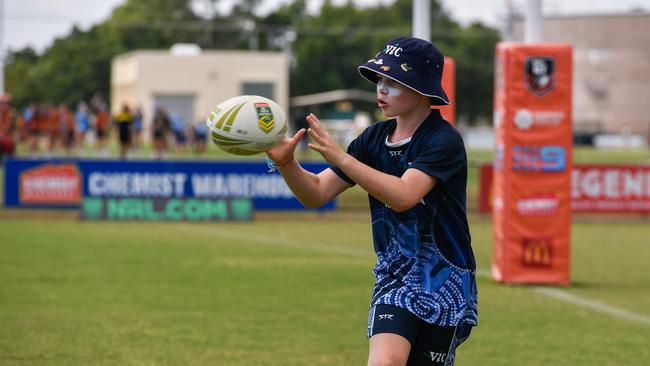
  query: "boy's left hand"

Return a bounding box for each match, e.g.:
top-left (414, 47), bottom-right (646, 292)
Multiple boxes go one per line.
top-left (306, 113), bottom-right (348, 166)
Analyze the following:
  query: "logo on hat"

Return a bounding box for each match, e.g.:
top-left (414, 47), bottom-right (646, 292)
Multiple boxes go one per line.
top-left (384, 44), bottom-right (402, 57)
top-left (525, 57), bottom-right (556, 97)
top-left (381, 66), bottom-right (391, 72)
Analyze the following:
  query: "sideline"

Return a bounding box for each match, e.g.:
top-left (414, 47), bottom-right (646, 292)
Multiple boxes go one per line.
top-left (185, 224), bottom-right (650, 327)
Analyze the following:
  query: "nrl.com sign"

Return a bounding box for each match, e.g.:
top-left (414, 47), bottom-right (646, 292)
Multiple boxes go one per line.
top-left (81, 197), bottom-right (253, 221)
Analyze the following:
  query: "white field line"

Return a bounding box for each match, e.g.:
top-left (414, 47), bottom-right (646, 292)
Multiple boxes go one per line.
top-left (181, 225), bottom-right (650, 327)
top-left (531, 287), bottom-right (650, 326)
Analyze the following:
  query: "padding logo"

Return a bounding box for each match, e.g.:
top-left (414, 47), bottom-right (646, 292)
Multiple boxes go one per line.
top-left (525, 57), bottom-right (555, 97)
top-left (522, 238), bottom-right (553, 267)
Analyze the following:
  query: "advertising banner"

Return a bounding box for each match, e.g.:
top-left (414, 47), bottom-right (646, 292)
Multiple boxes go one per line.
top-left (81, 197), bottom-right (253, 221)
top-left (480, 164), bottom-right (650, 214)
top-left (492, 43), bottom-right (573, 285)
top-left (4, 158), bottom-right (335, 211)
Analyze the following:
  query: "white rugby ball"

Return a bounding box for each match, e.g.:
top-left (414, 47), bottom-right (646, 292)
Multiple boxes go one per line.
top-left (206, 95), bottom-right (288, 155)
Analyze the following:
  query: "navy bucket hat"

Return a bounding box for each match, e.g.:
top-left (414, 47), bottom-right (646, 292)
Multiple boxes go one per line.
top-left (358, 37), bottom-right (449, 106)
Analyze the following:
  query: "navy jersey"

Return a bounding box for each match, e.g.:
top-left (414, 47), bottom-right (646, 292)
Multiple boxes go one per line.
top-left (331, 110), bottom-right (478, 328)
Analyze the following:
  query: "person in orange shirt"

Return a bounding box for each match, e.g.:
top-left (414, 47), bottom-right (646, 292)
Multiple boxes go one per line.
top-left (93, 102), bottom-right (110, 156)
top-left (0, 93), bottom-right (16, 160)
top-left (59, 104), bottom-right (76, 155)
top-left (47, 104), bottom-right (60, 153)
top-left (34, 104), bottom-right (49, 154)
top-left (18, 103), bottom-right (37, 152)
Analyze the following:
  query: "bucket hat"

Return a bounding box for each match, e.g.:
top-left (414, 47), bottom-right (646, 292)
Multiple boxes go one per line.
top-left (358, 37), bottom-right (449, 105)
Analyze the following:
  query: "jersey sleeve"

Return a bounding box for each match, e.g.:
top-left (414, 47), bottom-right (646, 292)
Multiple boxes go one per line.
top-left (409, 128), bottom-right (466, 184)
top-left (329, 129), bottom-right (368, 186)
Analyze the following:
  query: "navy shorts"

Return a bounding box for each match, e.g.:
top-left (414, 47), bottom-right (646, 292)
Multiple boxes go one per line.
top-left (368, 304), bottom-right (472, 366)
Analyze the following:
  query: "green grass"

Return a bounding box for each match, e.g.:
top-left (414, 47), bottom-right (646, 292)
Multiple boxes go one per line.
top-left (1, 218), bottom-right (649, 365)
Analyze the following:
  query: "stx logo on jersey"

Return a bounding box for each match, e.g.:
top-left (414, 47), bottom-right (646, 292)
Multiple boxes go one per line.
top-left (384, 44), bottom-right (403, 57)
top-left (525, 57), bottom-right (556, 97)
top-left (388, 150), bottom-right (402, 157)
top-left (522, 238), bottom-right (553, 267)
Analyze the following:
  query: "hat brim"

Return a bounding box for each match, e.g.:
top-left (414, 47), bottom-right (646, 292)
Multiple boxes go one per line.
top-left (358, 63), bottom-right (449, 106)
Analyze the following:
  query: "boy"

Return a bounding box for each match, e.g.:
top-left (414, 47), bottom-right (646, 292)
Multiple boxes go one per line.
top-left (267, 37), bottom-right (477, 366)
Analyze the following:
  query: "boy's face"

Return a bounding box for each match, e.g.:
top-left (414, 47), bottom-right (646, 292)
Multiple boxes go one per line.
top-left (376, 75), bottom-right (424, 118)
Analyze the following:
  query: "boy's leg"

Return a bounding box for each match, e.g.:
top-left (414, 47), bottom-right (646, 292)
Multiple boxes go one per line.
top-left (367, 304), bottom-right (420, 366)
top-left (368, 333), bottom-right (411, 366)
top-left (367, 304), bottom-right (472, 366)
top-left (407, 323), bottom-right (472, 366)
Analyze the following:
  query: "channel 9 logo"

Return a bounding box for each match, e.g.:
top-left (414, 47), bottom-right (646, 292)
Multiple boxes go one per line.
top-left (513, 145), bottom-right (566, 172)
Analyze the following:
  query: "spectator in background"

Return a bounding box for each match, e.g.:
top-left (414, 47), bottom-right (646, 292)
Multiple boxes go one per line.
top-left (114, 104), bottom-right (133, 159)
top-left (152, 106), bottom-right (171, 159)
top-left (22, 103), bottom-right (44, 155)
top-left (170, 113), bottom-right (187, 154)
top-left (91, 93), bottom-right (110, 156)
top-left (75, 101), bottom-right (90, 152)
top-left (0, 93), bottom-right (16, 161)
top-left (132, 106), bottom-right (144, 155)
top-left (193, 119), bottom-right (207, 154)
top-left (46, 104), bottom-right (60, 154)
top-left (59, 104), bottom-right (76, 155)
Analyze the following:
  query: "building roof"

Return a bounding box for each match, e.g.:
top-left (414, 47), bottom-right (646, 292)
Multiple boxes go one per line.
top-left (290, 89), bottom-right (376, 108)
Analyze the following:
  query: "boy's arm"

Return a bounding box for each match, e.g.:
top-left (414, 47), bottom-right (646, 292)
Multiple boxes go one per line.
top-left (337, 157), bottom-right (435, 212)
top-left (277, 161), bottom-right (351, 208)
top-left (306, 114), bottom-right (436, 212)
top-left (267, 128), bottom-right (351, 209)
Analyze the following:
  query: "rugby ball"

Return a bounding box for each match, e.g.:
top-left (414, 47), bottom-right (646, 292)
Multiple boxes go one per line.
top-left (206, 95), bottom-right (287, 155)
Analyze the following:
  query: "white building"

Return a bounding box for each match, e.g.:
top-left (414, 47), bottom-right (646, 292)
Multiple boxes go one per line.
top-left (111, 45), bottom-right (289, 139)
top-left (514, 13), bottom-right (650, 137)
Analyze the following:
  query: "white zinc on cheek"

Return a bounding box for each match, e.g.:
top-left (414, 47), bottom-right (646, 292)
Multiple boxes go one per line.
top-left (377, 79), bottom-right (402, 97)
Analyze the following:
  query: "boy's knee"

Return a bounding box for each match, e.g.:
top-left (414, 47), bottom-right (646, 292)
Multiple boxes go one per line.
top-left (367, 360), bottom-right (403, 366)
top-left (367, 353), bottom-right (407, 366)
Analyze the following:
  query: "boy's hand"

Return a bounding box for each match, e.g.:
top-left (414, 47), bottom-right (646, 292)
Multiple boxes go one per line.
top-left (266, 128), bottom-right (306, 166)
top-left (306, 113), bottom-right (348, 166)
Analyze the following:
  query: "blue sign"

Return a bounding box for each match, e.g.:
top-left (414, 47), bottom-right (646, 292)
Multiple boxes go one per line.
top-left (3, 158), bottom-right (336, 210)
top-left (513, 145), bottom-right (566, 172)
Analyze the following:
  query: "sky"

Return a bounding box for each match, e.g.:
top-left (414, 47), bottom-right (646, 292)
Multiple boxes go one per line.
top-left (3, 0), bottom-right (649, 54)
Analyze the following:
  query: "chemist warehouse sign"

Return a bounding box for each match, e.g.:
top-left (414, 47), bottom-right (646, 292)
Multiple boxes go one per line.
top-left (3, 159), bottom-right (335, 220)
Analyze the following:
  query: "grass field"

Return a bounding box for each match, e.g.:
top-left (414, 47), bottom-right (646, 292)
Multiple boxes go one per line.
top-left (1, 217), bottom-right (649, 366)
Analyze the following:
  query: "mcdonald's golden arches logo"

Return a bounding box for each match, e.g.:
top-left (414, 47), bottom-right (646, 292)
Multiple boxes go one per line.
top-left (521, 238), bottom-right (553, 267)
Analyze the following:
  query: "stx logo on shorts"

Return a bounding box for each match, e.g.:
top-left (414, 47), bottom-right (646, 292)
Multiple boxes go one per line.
top-left (378, 314), bottom-right (394, 320)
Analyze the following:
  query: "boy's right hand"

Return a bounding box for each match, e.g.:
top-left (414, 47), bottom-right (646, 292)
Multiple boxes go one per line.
top-left (266, 128), bottom-right (307, 166)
